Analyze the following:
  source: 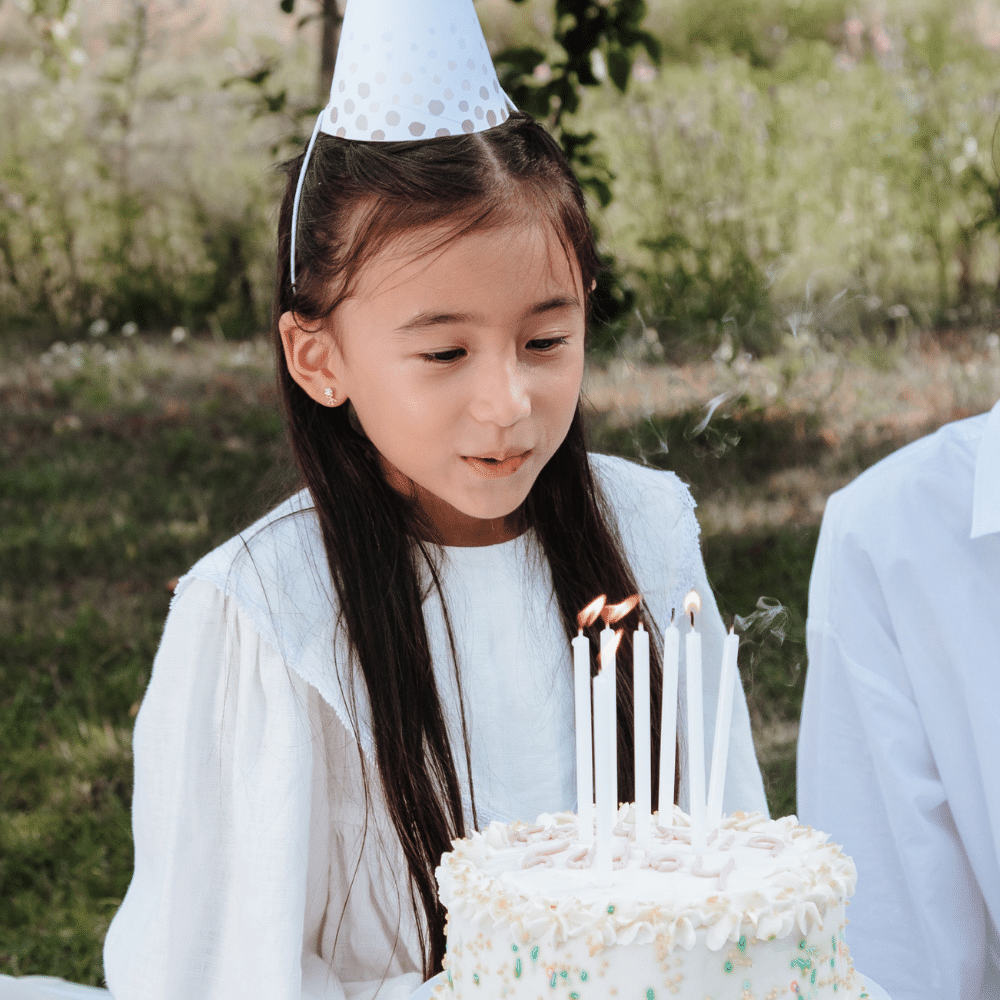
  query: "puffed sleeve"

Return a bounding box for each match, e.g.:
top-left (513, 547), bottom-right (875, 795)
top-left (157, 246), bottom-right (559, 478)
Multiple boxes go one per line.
top-left (797, 495), bottom-right (988, 1000)
top-left (102, 578), bottom-right (421, 1000)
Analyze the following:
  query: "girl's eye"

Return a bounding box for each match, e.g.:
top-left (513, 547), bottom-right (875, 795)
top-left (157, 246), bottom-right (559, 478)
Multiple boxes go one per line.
top-left (527, 336), bottom-right (569, 351)
top-left (420, 338), bottom-right (568, 363)
top-left (422, 348), bottom-right (467, 363)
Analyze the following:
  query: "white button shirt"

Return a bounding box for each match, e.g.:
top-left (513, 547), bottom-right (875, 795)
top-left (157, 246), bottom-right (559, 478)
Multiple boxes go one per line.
top-left (798, 400), bottom-right (1000, 1000)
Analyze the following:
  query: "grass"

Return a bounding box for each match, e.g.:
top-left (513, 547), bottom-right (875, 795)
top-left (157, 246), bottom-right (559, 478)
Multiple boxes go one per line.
top-left (0, 337), bottom-right (296, 981)
top-left (2, 330), bottom-right (999, 982)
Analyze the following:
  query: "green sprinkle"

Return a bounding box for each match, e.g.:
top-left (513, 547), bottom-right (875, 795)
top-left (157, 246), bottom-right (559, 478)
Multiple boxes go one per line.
top-left (560, 971), bottom-right (568, 979)
top-left (811, 969), bottom-right (817, 985)
top-left (531, 947), bottom-right (540, 962)
top-left (607, 904), bottom-right (615, 914)
top-left (723, 961), bottom-right (733, 974)
top-left (799, 940), bottom-right (807, 950)
top-left (791, 957), bottom-right (810, 972)
top-left (550, 974), bottom-right (557, 989)
top-left (743, 984), bottom-right (751, 992)
top-left (580, 972), bottom-right (589, 983)
top-left (473, 974), bottom-right (480, 986)
top-left (831, 958), bottom-right (836, 969)
top-left (831, 935), bottom-right (836, 952)
top-left (512, 945), bottom-right (518, 953)
top-left (570, 994), bottom-right (580, 999)
top-left (737, 935), bottom-right (747, 953)
top-left (514, 960), bottom-right (522, 979)
top-left (646, 989), bottom-right (655, 1000)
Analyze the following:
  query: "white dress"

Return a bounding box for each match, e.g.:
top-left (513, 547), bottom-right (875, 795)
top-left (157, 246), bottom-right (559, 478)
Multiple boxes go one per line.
top-left (798, 401), bottom-right (1000, 1000)
top-left (0, 454), bottom-right (767, 1000)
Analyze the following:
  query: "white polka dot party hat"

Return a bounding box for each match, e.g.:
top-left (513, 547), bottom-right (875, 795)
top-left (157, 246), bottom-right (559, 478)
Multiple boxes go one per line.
top-left (290, 0), bottom-right (517, 285)
top-left (321, 0), bottom-right (515, 141)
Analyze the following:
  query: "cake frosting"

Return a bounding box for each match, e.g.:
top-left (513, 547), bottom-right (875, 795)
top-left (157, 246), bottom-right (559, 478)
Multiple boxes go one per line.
top-left (436, 805), bottom-right (873, 1000)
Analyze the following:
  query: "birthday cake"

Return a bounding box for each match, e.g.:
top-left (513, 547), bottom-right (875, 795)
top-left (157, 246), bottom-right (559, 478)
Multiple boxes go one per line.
top-left (435, 805), bottom-right (871, 1000)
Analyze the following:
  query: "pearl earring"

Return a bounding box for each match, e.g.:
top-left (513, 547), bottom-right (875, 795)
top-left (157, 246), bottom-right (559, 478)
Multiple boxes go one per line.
top-left (323, 387), bottom-right (336, 406)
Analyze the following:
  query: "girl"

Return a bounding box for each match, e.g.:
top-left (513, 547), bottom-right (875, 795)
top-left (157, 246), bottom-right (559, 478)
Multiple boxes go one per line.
top-left (0, 4), bottom-right (766, 998)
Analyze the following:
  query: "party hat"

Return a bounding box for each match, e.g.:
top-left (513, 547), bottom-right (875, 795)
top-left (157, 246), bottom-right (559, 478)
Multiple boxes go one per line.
top-left (291, 0), bottom-right (517, 285)
top-left (320, 0), bottom-right (515, 141)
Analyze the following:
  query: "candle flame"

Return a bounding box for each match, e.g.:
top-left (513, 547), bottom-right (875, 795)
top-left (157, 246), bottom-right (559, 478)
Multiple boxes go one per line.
top-left (601, 594), bottom-right (640, 625)
top-left (577, 595), bottom-right (607, 630)
top-left (683, 590), bottom-right (702, 615)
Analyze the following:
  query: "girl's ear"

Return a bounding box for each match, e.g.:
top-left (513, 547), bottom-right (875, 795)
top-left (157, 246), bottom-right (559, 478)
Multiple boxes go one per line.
top-left (279, 312), bottom-right (346, 406)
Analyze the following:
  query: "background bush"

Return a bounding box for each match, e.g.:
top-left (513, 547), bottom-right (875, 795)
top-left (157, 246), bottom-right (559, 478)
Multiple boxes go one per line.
top-left (4, 0), bottom-right (1000, 352)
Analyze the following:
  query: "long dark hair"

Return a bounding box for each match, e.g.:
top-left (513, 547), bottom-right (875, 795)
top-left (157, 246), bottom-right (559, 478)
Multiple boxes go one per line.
top-left (273, 112), bottom-right (667, 978)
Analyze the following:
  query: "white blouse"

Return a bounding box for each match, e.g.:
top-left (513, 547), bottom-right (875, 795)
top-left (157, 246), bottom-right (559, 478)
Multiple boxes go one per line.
top-left (798, 401), bottom-right (1000, 1000)
top-left (23, 453), bottom-right (765, 1000)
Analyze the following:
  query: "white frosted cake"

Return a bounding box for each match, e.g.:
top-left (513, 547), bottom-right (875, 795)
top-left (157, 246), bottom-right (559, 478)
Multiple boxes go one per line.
top-left (436, 805), bottom-right (873, 1000)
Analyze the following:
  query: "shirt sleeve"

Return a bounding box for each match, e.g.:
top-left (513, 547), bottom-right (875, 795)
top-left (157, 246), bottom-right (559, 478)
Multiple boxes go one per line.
top-left (102, 578), bottom-right (421, 1000)
top-left (797, 495), bottom-right (990, 1000)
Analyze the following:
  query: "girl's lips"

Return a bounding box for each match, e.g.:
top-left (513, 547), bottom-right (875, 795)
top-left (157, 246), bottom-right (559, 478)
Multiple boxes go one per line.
top-left (462, 451), bottom-right (531, 479)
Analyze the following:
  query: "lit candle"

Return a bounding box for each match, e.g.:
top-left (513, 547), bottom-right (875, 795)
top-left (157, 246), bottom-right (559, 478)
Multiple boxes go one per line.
top-left (574, 596), bottom-right (605, 845)
top-left (684, 590), bottom-right (706, 851)
top-left (658, 610), bottom-right (679, 828)
top-left (633, 620), bottom-right (651, 845)
top-left (600, 621), bottom-right (619, 827)
top-left (707, 625), bottom-right (740, 829)
top-left (592, 667), bottom-right (614, 876)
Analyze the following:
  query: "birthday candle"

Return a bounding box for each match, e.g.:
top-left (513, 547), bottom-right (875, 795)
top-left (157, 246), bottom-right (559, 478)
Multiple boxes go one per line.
top-left (633, 620), bottom-right (651, 845)
top-left (600, 622), bottom-right (619, 828)
top-left (658, 611), bottom-right (679, 827)
top-left (573, 634), bottom-right (594, 844)
top-left (574, 597), bottom-right (605, 845)
top-left (707, 626), bottom-right (740, 829)
top-left (684, 590), bottom-right (706, 851)
top-left (592, 667), bottom-right (614, 876)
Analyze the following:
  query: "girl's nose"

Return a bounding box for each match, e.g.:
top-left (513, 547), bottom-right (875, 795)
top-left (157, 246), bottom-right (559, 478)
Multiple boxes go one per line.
top-left (468, 354), bottom-right (531, 427)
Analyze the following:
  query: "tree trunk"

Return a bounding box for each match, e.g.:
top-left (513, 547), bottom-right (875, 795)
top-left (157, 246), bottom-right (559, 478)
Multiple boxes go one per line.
top-left (318, 0), bottom-right (342, 104)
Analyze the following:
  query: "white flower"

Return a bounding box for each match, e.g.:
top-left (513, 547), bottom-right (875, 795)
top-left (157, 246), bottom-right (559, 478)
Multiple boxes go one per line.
top-left (171, 326), bottom-right (187, 344)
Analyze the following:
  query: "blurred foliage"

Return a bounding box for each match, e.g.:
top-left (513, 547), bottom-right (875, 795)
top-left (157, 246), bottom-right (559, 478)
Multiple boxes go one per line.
top-left (3, 0), bottom-right (1000, 351)
top-left (492, 0), bottom-right (663, 345)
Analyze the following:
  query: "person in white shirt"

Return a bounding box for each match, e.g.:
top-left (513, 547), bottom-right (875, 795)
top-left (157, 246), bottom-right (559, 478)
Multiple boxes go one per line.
top-left (797, 399), bottom-right (1000, 1000)
top-left (0, 6), bottom-right (767, 996)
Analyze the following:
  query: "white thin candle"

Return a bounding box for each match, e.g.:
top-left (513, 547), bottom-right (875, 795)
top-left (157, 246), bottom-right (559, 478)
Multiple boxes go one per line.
top-left (600, 623), bottom-right (618, 825)
top-left (572, 630), bottom-right (593, 844)
top-left (592, 668), bottom-right (613, 876)
top-left (633, 621), bottom-right (651, 845)
top-left (707, 626), bottom-right (740, 828)
top-left (685, 603), bottom-right (706, 850)
top-left (658, 613), bottom-right (679, 828)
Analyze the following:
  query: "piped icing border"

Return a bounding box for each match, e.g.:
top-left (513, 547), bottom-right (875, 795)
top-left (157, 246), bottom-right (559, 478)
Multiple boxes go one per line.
top-left (436, 808), bottom-right (856, 954)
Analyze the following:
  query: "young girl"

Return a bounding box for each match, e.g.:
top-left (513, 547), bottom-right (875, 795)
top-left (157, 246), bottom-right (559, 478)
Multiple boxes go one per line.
top-left (0, 5), bottom-right (766, 998)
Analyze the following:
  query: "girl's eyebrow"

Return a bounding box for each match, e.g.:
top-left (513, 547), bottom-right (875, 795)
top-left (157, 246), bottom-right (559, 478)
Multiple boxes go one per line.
top-left (395, 295), bottom-right (582, 333)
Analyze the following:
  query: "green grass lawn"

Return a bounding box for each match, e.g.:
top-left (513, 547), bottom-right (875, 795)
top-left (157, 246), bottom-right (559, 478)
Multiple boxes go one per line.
top-left (0, 337), bottom-right (894, 983)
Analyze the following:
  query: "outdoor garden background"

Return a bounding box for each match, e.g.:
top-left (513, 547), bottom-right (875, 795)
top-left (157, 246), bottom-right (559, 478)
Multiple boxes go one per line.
top-left (3, 0), bottom-right (1000, 982)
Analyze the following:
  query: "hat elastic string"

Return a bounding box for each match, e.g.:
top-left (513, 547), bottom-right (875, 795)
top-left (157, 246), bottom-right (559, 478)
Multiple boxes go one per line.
top-left (290, 110), bottom-right (325, 291)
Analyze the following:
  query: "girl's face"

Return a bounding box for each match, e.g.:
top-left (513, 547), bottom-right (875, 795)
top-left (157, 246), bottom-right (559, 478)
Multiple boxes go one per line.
top-left (280, 223), bottom-right (587, 546)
